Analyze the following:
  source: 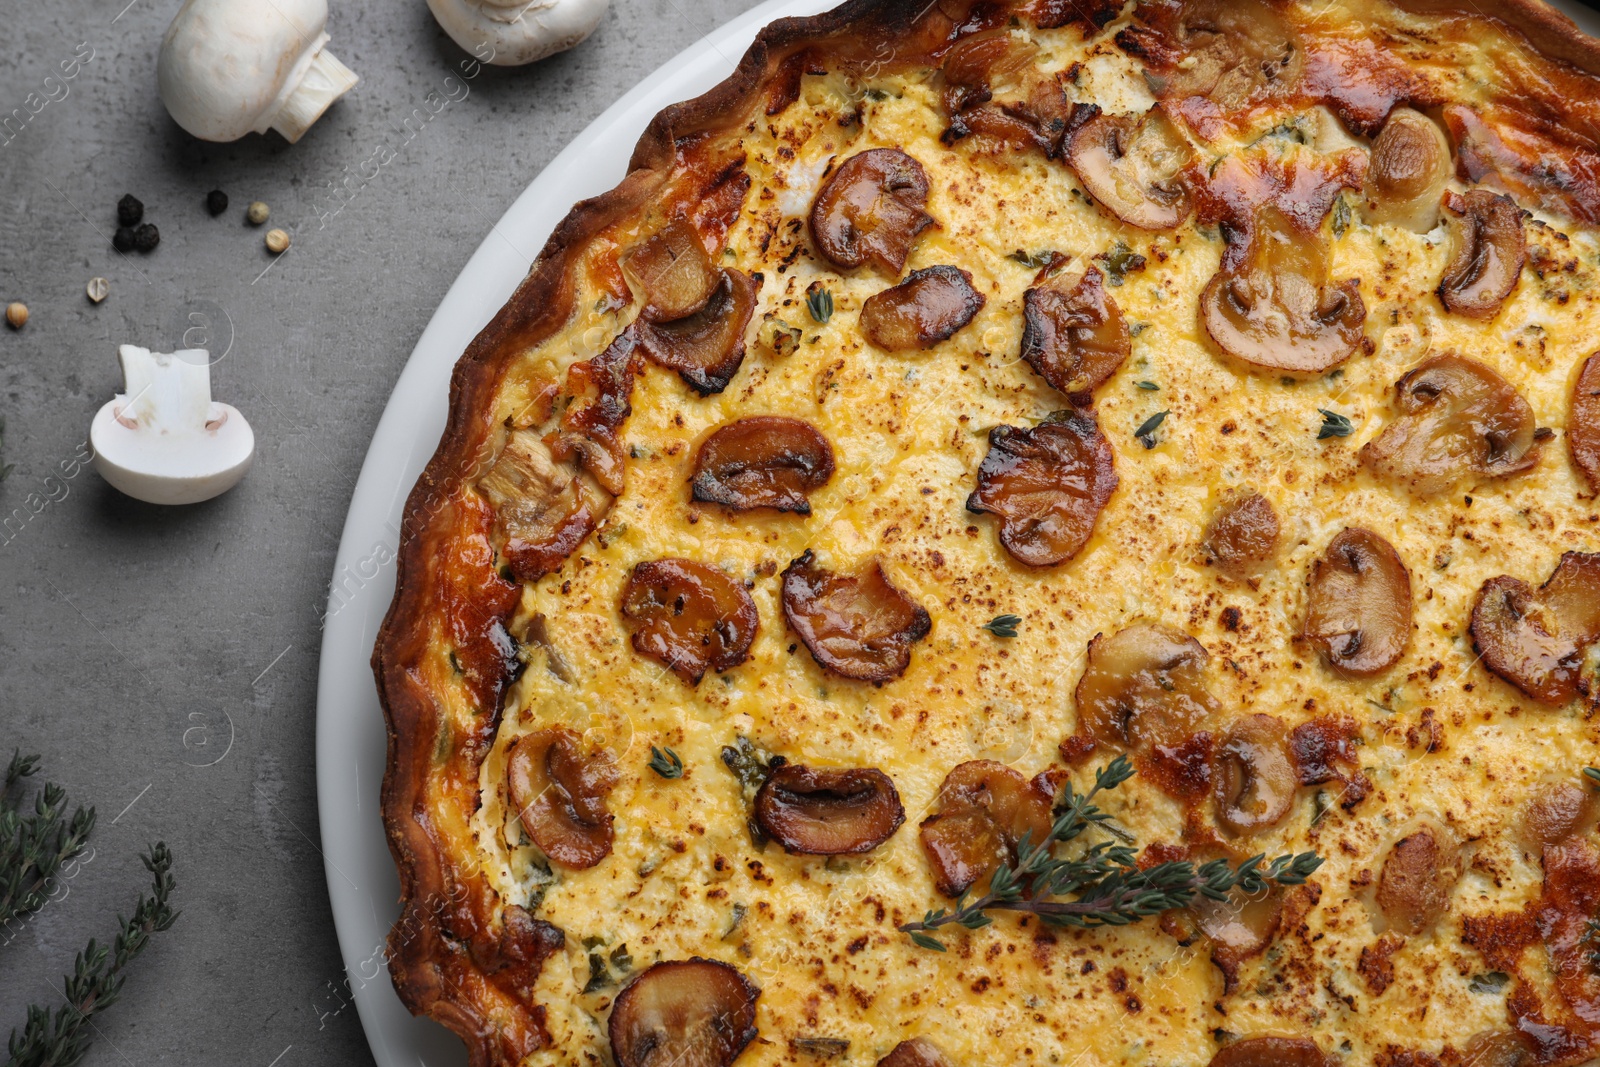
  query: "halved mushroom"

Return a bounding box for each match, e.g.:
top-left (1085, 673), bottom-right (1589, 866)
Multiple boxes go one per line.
top-left (1470, 552), bottom-right (1600, 706)
top-left (480, 429), bottom-right (601, 583)
top-left (507, 726), bottom-right (619, 869)
top-left (1200, 205), bottom-right (1366, 373)
top-left (1521, 779), bottom-right (1599, 848)
top-left (1208, 1037), bottom-right (1329, 1067)
top-left (1361, 355), bottom-right (1543, 496)
top-left (1303, 528), bottom-right (1412, 678)
top-left (1201, 490), bottom-right (1279, 574)
top-left (620, 558), bottom-right (760, 685)
top-left (781, 551), bottom-right (931, 682)
top-left (637, 269), bottom-right (756, 395)
top-left (877, 1038), bottom-right (954, 1067)
top-left (1438, 190), bottom-right (1525, 319)
top-left (1213, 714), bottom-right (1295, 836)
top-left (754, 764), bottom-right (905, 855)
top-left (918, 760), bottom-right (1055, 897)
top-left (810, 149), bottom-right (935, 273)
top-left (1375, 821), bottom-right (1462, 934)
top-left (690, 416), bottom-right (835, 514)
top-left (608, 958), bottom-right (759, 1067)
top-left (1074, 622), bottom-right (1222, 752)
top-left (1020, 267), bottom-right (1130, 403)
top-left (1366, 108), bottom-right (1453, 233)
top-left (622, 218), bottom-right (720, 323)
top-left (1570, 353), bottom-right (1600, 494)
top-left (859, 265), bottom-right (985, 351)
top-left (966, 413), bottom-right (1118, 567)
top-left (1067, 107), bottom-right (1194, 230)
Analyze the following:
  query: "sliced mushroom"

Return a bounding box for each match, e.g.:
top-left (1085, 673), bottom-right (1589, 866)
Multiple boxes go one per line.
top-left (1192, 880), bottom-right (1285, 980)
top-left (966, 413), bottom-right (1118, 567)
top-left (940, 35), bottom-right (1071, 157)
top-left (480, 429), bottom-right (601, 583)
top-left (877, 1038), bottom-right (954, 1067)
top-left (1303, 528), bottom-right (1412, 678)
top-left (1067, 107), bottom-right (1194, 230)
top-left (1074, 622), bottom-right (1222, 752)
top-left (507, 726), bottom-right (619, 869)
top-left (1459, 1031), bottom-right (1534, 1067)
top-left (690, 416), bottom-right (834, 514)
top-left (1020, 267), bottom-right (1130, 402)
top-left (1201, 490), bottom-right (1279, 574)
top-left (1366, 108), bottom-right (1453, 233)
top-left (918, 760), bottom-right (1055, 897)
top-left (1470, 552), bottom-right (1600, 706)
top-left (1438, 190), bottom-right (1525, 319)
top-left (1208, 1037), bottom-right (1329, 1067)
top-left (754, 764), bottom-right (905, 855)
top-left (559, 327), bottom-right (644, 497)
top-left (1361, 354), bottom-right (1542, 496)
top-left (1521, 779), bottom-right (1599, 848)
top-left (622, 218), bottom-right (720, 323)
top-left (637, 269), bottom-right (756, 395)
top-left (781, 551), bottom-right (931, 682)
top-left (1375, 821), bottom-right (1462, 935)
top-left (859, 265), bottom-right (985, 351)
top-left (1570, 353), bottom-right (1600, 494)
top-left (1200, 205), bottom-right (1366, 373)
top-left (810, 149), bottom-right (935, 273)
top-left (1213, 714), bottom-right (1295, 836)
top-left (608, 958), bottom-right (759, 1067)
top-left (619, 559), bottom-right (759, 686)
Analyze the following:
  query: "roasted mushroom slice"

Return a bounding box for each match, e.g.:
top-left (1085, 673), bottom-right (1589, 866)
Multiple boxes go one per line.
top-left (1522, 778), bottom-right (1599, 847)
top-left (1438, 190), bottom-right (1525, 319)
top-left (966, 413), bottom-right (1118, 567)
top-left (1067, 107), bottom-right (1194, 230)
top-left (754, 764), bottom-right (905, 855)
top-left (781, 551), bottom-right (931, 682)
top-left (1366, 108), bottom-right (1452, 233)
top-left (1303, 528), bottom-right (1412, 678)
top-left (859, 265), bottom-right (985, 351)
top-left (620, 558), bottom-right (760, 686)
top-left (810, 149), bottom-right (935, 273)
top-left (1570, 353), bottom-right (1600, 494)
top-left (877, 1038), bottom-right (954, 1067)
top-left (1200, 206), bottom-right (1366, 374)
top-left (637, 269), bottom-right (756, 395)
top-left (1361, 354), bottom-right (1543, 496)
top-left (690, 416), bottom-right (835, 514)
top-left (1020, 267), bottom-right (1130, 403)
top-left (1375, 821), bottom-right (1462, 935)
top-left (507, 726), bottom-right (619, 869)
top-left (1208, 1037), bottom-right (1329, 1067)
top-left (1201, 490), bottom-right (1279, 574)
top-left (918, 760), bottom-right (1055, 897)
top-left (608, 958), bottom-right (759, 1067)
top-left (622, 218), bottom-right (720, 323)
top-left (1191, 879), bottom-right (1285, 985)
top-left (1074, 623), bottom-right (1222, 752)
top-left (1213, 714), bottom-right (1295, 836)
top-left (1470, 552), bottom-right (1600, 706)
top-left (1458, 1032), bottom-right (1533, 1067)
top-left (480, 429), bottom-right (602, 583)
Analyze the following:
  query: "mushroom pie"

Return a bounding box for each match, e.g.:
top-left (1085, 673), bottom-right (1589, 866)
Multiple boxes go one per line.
top-left (375, 1), bottom-right (1600, 1064)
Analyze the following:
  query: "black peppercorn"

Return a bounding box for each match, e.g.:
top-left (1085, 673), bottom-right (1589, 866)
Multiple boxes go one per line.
top-left (206, 189), bottom-right (229, 216)
top-left (113, 227), bottom-right (137, 253)
top-left (132, 223), bottom-right (160, 253)
top-left (117, 194), bottom-right (144, 227)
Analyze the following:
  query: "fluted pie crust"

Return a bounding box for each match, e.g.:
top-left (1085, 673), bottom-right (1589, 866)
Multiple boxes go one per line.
top-left (374, 1), bottom-right (1600, 1064)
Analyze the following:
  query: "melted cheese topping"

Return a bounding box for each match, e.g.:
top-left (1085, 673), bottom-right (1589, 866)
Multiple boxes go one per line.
top-left (441, 5), bottom-right (1600, 1063)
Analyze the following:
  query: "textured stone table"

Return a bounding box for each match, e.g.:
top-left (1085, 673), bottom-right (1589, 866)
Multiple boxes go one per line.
top-left (0, 1), bottom-right (761, 1062)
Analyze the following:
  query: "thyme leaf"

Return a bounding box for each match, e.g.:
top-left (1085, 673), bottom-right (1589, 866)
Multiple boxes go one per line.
top-left (1317, 409), bottom-right (1355, 440)
top-left (647, 746), bottom-right (684, 780)
top-left (981, 614), bottom-right (1022, 639)
top-left (806, 284), bottom-right (834, 325)
top-left (1135, 411), bottom-right (1169, 449)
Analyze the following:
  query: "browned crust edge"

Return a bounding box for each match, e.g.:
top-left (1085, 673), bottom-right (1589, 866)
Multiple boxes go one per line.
top-left (369, 0), bottom-right (1600, 1062)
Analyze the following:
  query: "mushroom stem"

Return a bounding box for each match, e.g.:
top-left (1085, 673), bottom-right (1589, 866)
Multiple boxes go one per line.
top-left (271, 43), bottom-right (359, 143)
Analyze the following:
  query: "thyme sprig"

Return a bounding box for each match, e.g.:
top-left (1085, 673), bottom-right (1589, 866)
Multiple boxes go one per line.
top-left (6, 842), bottom-right (179, 1067)
top-left (647, 746), bottom-right (683, 780)
top-left (1, 751), bottom-right (96, 928)
top-left (899, 756), bottom-right (1322, 950)
top-left (981, 614), bottom-right (1022, 639)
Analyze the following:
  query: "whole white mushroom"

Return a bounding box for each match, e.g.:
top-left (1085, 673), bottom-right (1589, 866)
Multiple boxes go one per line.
top-left (426, 0), bottom-right (610, 66)
top-left (157, 0), bottom-right (358, 143)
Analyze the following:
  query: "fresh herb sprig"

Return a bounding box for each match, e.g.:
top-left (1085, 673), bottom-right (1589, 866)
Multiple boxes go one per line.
top-left (981, 614), bottom-right (1022, 639)
top-left (806, 285), bottom-right (834, 325)
top-left (899, 756), bottom-right (1322, 950)
top-left (1, 751), bottom-right (95, 928)
top-left (647, 746), bottom-right (684, 780)
top-left (6, 842), bottom-right (179, 1067)
top-left (1317, 409), bottom-right (1355, 440)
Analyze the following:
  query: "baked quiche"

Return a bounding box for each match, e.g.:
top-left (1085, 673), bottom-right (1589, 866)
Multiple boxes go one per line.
top-left (373, 0), bottom-right (1600, 1064)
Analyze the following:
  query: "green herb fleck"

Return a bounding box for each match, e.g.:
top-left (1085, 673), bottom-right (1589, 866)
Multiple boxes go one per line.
top-left (723, 903), bottom-right (748, 940)
top-left (1311, 789), bottom-right (1332, 827)
top-left (982, 614), bottom-right (1022, 639)
top-left (1584, 767), bottom-right (1600, 787)
top-left (1010, 249), bottom-right (1058, 269)
top-left (1099, 242), bottom-right (1147, 286)
top-left (1135, 411), bottom-right (1169, 449)
top-left (1136, 380), bottom-right (1160, 391)
top-left (806, 283), bottom-right (834, 324)
top-left (648, 746), bottom-right (684, 780)
top-left (722, 736), bottom-right (784, 848)
top-left (1317, 409), bottom-right (1355, 440)
top-left (581, 950), bottom-right (613, 993)
top-left (608, 943), bottom-right (632, 973)
top-left (1332, 196), bottom-right (1352, 238)
top-left (1469, 971), bottom-right (1510, 995)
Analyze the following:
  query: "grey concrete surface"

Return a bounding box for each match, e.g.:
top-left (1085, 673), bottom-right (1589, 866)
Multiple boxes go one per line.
top-left (0, 1), bottom-right (764, 1062)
